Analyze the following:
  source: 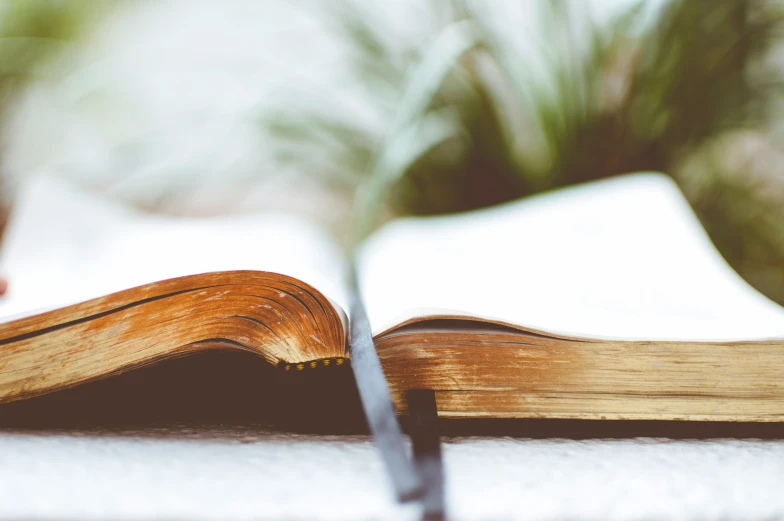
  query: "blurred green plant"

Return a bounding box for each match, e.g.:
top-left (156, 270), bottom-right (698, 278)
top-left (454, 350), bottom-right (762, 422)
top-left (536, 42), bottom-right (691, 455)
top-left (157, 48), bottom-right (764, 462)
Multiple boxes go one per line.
top-left (0, 1), bottom-right (114, 122)
top-left (263, 0), bottom-right (784, 303)
top-left (0, 0), bottom-right (115, 229)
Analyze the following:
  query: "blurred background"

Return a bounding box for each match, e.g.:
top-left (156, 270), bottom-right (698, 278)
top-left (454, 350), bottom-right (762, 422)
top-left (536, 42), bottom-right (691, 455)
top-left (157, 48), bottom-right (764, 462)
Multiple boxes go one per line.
top-left (1, 0), bottom-right (784, 304)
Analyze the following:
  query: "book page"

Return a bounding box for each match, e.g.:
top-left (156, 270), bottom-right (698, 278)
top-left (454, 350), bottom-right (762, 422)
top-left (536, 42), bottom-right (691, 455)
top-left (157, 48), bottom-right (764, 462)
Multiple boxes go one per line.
top-left (357, 173), bottom-right (784, 341)
top-left (0, 175), bottom-right (350, 321)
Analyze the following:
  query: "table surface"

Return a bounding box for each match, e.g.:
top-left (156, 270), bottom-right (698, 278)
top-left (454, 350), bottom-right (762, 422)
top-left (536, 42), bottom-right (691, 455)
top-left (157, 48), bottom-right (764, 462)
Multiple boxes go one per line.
top-left (1, 425), bottom-right (784, 521)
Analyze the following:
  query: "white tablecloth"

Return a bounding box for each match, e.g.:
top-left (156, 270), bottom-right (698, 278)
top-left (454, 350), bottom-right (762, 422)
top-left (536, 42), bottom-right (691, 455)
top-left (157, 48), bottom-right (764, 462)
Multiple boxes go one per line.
top-left (1, 426), bottom-right (783, 521)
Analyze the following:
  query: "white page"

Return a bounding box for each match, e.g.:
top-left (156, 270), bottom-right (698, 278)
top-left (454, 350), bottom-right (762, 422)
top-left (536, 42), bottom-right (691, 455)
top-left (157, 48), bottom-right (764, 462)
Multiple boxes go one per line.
top-left (358, 173), bottom-right (784, 341)
top-left (0, 175), bottom-right (350, 321)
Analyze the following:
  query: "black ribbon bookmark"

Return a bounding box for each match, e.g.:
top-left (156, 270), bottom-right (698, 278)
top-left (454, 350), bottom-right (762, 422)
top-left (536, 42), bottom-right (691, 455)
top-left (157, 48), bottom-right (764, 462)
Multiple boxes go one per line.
top-left (407, 389), bottom-right (446, 521)
top-left (348, 272), bottom-right (423, 502)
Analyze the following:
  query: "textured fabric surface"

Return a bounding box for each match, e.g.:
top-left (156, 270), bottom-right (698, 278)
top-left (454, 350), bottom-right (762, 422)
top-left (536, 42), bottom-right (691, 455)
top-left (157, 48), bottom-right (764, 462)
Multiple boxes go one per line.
top-left (1, 427), bottom-right (783, 521)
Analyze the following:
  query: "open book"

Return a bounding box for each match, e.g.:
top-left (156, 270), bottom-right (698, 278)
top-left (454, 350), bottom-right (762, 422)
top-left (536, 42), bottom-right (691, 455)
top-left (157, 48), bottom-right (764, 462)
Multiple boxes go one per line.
top-left (1, 173), bottom-right (784, 421)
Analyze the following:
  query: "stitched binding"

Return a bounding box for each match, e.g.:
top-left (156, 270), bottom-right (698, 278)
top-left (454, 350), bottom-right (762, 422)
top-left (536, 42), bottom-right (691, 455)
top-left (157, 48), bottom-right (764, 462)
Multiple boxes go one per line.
top-left (278, 357), bottom-right (350, 372)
